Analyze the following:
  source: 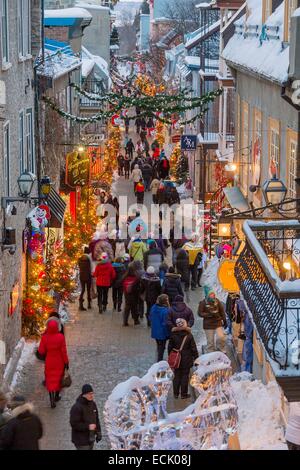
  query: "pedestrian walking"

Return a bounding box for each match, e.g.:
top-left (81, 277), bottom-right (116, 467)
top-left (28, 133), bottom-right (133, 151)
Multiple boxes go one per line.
top-left (136, 140), bottom-right (144, 156)
top-left (124, 116), bottom-right (130, 134)
top-left (140, 117), bottom-right (147, 131)
top-left (130, 259), bottom-right (146, 318)
top-left (129, 236), bottom-right (147, 262)
top-left (149, 294), bottom-right (170, 361)
top-left (141, 266), bottom-right (162, 326)
top-left (162, 266), bottom-right (184, 304)
top-left (158, 156), bottom-right (170, 180)
top-left (112, 257), bottom-right (126, 312)
top-left (93, 252), bottom-right (116, 314)
top-left (153, 146), bottom-right (160, 161)
top-left (147, 117), bottom-right (154, 137)
top-left (144, 241), bottom-right (164, 274)
top-left (78, 246), bottom-right (92, 311)
top-left (285, 402), bottom-right (300, 450)
top-left (183, 234), bottom-right (203, 290)
top-left (168, 318), bottom-right (198, 399)
top-left (136, 179), bottom-right (145, 204)
top-left (0, 395), bottom-right (43, 450)
top-left (167, 295), bottom-right (194, 330)
top-left (142, 161), bottom-right (153, 191)
top-left (117, 154), bottom-right (125, 176)
top-left (150, 178), bottom-right (160, 204)
top-left (122, 265), bottom-right (141, 326)
top-left (70, 384), bottom-right (101, 450)
top-left (37, 321), bottom-right (69, 408)
top-left (131, 164), bottom-right (143, 194)
top-left (135, 116), bottom-right (141, 134)
top-left (198, 286), bottom-right (227, 353)
top-left (175, 248), bottom-right (190, 291)
top-left (46, 311), bottom-right (64, 335)
top-left (126, 138), bottom-right (134, 159)
top-left (124, 154), bottom-right (130, 179)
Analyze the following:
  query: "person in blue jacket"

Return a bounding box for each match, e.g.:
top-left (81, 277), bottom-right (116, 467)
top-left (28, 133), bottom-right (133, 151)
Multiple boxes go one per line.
top-left (149, 294), bottom-right (170, 362)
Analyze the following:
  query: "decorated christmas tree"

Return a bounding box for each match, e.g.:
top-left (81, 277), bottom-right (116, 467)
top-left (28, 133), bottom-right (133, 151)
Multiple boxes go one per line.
top-left (175, 152), bottom-right (189, 184)
top-left (169, 144), bottom-right (181, 179)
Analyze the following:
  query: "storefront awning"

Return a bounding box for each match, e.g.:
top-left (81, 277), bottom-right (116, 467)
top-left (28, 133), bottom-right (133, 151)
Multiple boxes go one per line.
top-left (223, 186), bottom-right (250, 212)
top-left (47, 188), bottom-right (66, 228)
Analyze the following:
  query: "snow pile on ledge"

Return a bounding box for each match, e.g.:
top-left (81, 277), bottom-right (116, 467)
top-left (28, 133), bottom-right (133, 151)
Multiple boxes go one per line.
top-left (231, 372), bottom-right (287, 450)
top-left (10, 340), bottom-right (37, 391)
top-left (201, 256), bottom-right (228, 303)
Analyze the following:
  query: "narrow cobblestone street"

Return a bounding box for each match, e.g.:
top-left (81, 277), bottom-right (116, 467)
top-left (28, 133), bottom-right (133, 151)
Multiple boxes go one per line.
top-left (15, 175), bottom-right (206, 450)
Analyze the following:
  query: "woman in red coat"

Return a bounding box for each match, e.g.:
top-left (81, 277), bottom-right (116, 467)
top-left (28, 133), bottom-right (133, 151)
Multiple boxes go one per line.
top-left (38, 320), bottom-right (69, 409)
top-left (93, 252), bottom-right (116, 314)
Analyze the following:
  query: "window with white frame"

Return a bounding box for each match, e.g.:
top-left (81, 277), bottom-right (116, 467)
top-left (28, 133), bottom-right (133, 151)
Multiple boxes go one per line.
top-left (25, 109), bottom-right (35, 173)
top-left (288, 139), bottom-right (297, 199)
top-left (1, 0), bottom-right (9, 64)
top-left (19, 111), bottom-right (24, 172)
top-left (3, 121), bottom-right (10, 196)
top-left (270, 128), bottom-right (280, 175)
top-left (18, 0), bottom-right (31, 58)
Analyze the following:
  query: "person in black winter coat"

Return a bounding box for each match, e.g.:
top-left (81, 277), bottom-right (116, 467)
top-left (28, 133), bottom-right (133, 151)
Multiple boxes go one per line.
top-left (78, 246), bottom-right (92, 311)
top-left (0, 396), bottom-right (43, 450)
top-left (112, 258), bottom-right (126, 311)
top-left (175, 248), bottom-right (190, 291)
top-left (162, 267), bottom-right (184, 304)
top-left (70, 384), bottom-right (101, 450)
top-left (168, 319), bottom-right (198, 399)
top-left (167, 295), bottom-right (194, 331)
top-left (142, 162), bottom-right (153, 191)
top-left (140, 266), bottom-right (162, 326)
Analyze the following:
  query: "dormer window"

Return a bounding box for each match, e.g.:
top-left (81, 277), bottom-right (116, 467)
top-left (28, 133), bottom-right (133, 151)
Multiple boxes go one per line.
top-left (284, 0), bottom-right (299, 42)
top-left (262, 0), bottom-right (272, 23)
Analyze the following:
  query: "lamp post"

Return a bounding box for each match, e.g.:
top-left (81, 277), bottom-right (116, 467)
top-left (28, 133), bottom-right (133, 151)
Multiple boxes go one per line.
top-left (262, 175), bottom-right (287, 206)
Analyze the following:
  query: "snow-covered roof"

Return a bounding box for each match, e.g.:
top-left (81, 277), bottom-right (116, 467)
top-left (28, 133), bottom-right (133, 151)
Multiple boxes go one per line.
top-left (75, 2), bottom-right (110, 11)
top-left (222, 0), bottom-right (289, 85)
top-left (185, 20), bottom-right (220, 49)
top-left (81, 46), bottom-right (110, 81)
top-left (37, 38), bottom-right (81, 79)
top-left (45, 7), bottom-right (92, 19)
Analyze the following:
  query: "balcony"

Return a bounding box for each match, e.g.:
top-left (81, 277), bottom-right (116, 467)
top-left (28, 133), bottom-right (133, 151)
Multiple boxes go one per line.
top-left (235, 220), bottom-right (300, 401)
top-left (80, 79), bottom-right (105, 110)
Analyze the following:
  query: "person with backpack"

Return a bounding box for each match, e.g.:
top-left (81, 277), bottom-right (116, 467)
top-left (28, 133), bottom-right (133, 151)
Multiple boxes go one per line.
top-left (168, 318), bottom-right (198, 399)
top-left (162, 266), bottom-right (184, 304)
top-left (140, 266), bottom-right (162, 327)
top-left (126, 138), bottom-right (134, 159)
top-left (122, 265), bottom-right (141, 326)
top-left (93, 252), bottom-right (116, 314)
top-left (129, 236), bottom-right (147, 263)
top-left (112, 257), bottom-right (126, 312)
top-left (149, 294), bottom-right (170, 361)
top-left (135, 179), bottom-right (145, 204)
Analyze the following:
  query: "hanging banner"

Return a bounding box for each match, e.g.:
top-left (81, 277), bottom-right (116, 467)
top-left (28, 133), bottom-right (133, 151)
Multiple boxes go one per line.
top-left (252, 138), bottom-right (261, 186)
top-left (217, 259), bottom-right (239, 293)
top-left (65, 151), bottom-right (91, 188)
top-left (181, 135), bottom-right (197, 151)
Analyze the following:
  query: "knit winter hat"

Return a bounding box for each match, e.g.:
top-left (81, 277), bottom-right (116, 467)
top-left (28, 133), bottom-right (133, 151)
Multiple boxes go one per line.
top-left (82, 384), bottom-right (93, 395)
top-left (204, 285), bottom-right (214, 299)
top-left (147, 266), bottom-right (155, 275)
top-left (174, 295), bottom-right (184, 302)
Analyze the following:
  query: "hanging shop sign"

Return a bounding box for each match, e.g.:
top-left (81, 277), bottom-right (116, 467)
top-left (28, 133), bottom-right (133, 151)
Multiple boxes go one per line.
top-left (217, 259), bottom-right (239, 293)
top-left (8, 283), bottom-right (19, 316)
top-left (252, 138), bottom-right (261, 187)
top-left (181, 135), bottom-right (197, 151)
top-left (65, 151), bottom-right (91, 188)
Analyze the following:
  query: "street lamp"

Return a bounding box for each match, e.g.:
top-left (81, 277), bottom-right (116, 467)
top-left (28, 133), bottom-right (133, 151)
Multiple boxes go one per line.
top-left (262, 176), bottom-right (287, 206)
top-left (217, 217), bottom-right (232, 237)
top-left (17, 170), bottom-right (36, 198)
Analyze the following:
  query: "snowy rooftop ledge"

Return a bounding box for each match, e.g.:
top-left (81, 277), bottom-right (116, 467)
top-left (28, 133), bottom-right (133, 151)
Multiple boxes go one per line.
top-left (243, 220), bottom-right (300, 298)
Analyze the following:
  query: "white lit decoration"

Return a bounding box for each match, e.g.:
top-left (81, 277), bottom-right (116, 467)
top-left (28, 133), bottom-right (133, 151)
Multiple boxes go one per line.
top-left (104, 352), bottom-right (238, 450)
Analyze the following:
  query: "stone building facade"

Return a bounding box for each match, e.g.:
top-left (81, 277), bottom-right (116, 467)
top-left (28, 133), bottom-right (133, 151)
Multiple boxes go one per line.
top-left (0, 0), bottom-right (41, 378)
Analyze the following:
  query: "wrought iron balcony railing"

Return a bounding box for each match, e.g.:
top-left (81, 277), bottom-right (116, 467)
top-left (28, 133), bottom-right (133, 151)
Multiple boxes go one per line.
top-left (235, 220), bottom-right (300, 372)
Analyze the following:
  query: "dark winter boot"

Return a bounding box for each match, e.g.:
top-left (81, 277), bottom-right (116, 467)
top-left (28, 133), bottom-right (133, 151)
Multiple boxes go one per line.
top-left (49, 392), bottom-right (56, 409)
top-left (79, 300), bottom-right (87, 311)
top-left (113, 302), bottom-right (117, 311)
top-left (98, 304), bottom-right (103, 314)
top-left (88, 301), bottom-right (92, 309)
top-left (103, 305), bottom-right (107, 313)
top-left (118, 303), bottom-right (122, 312)
top-left (55, 392), bottom-right (61, 402)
